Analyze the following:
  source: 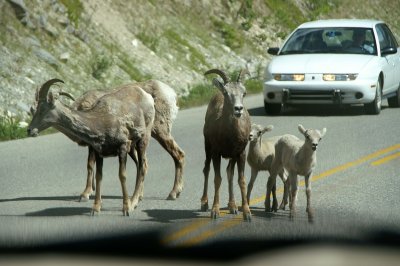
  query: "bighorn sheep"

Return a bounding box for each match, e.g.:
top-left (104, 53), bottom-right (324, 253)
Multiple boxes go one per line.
top-left (31, 80), bottom-right (185, 202)
top-left (28, 79), bottom-right (155, 216)
top-left (246, 124), bottom-right (289, 212)
top-left (201, 68), bottom-right (252, 221)
top-left (269, 124), bottom-right (326, 222)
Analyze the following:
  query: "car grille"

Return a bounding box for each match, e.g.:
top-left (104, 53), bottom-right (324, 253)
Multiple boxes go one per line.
top-left (283, 89), bottom-right (345, 104)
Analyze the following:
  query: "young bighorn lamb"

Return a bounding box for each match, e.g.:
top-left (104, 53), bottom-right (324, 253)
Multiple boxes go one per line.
top-left (201, 68), bottom-right (252, 221)
top-left (28, 79), bottom-right (155, 216)
top-left (31, 81), bottom-right (185, 202)
top-left (246, 124), bottom-right (289, 212)
top-left (269, 124), bottom-right (326, 222)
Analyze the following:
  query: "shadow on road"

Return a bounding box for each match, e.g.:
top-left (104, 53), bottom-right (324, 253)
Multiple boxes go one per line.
top-left (0, 195), bottom-right (122, 203)
top-left (143, 209), bottom-right (205, 223)
top-left (25, 207), bottom-right (91, 216)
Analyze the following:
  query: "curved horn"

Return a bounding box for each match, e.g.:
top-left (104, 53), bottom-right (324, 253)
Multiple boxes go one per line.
top-left (38, 78), bottom-right (64, 101)
top-left (204, 69), bottom-right (229, 84)
top-left (59, 91), bottom-right (75, 101)
top-left (237, 68), bottom-right (250, 83)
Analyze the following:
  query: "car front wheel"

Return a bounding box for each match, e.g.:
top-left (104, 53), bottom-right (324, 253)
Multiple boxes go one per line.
top-left (387, 85), bottom-right (400, 107)
top-left (264, 101), bottom-right (282, 115)
top-left (364, 80), bottom-right (382, 115)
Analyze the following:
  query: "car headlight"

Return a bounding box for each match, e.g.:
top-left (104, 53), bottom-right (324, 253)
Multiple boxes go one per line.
top-left (323, 74), bottom-right (358, 81)
top-left (274, 74), bottom-right (305, 81)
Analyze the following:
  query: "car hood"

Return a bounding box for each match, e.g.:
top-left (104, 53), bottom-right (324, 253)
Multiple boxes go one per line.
top-left (268, 54), bottom-right (375, 73)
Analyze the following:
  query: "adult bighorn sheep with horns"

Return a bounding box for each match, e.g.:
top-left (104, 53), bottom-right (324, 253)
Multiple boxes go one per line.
top-left (36, 80), bottom-right (185, 202)
top-left (201, 68), bottom-right (252, 221)
top-left (28, 79), bottom-right (155, 216)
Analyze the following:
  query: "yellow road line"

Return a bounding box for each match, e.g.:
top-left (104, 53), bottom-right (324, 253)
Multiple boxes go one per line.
top-left (370, 152), bottom-right (400, 166)
top-left (178, 218), bottom-right (242, 247)
top-left (163, 143), bottom-right (400, 246)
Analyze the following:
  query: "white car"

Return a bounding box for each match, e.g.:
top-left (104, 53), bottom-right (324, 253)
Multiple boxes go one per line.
top-left (264, 19), bottom-right (400, 115)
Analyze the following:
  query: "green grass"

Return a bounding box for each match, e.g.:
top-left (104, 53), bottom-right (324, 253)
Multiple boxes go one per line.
top-left (59, 0), bottom-right (84, 27)
top-left (0, 116), bottom-right (28, 141)
top-left (212, 19), bottom-right (244, 50)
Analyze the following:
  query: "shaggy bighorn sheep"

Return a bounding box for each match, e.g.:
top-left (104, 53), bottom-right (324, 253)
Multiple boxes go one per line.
top-left (28, 79), bottom-right (155, 216)
top-left (246, 124), bottom-right (289, 212)
top-left (31, 80), bottom-right (185, 202)
top-left (269, 124), bottom-right (326, 222)
top-left (201, 68), bottom-right (252, 221)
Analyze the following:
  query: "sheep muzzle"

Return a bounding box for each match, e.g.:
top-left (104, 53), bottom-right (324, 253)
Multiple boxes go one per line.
top-left (27, 128), bottom-right (39, 137)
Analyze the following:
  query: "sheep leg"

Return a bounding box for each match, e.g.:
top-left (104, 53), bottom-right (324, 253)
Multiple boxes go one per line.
top-left (153, 132), bottom-right (185, 200)
top-left (201, 141), bottom-right (211, 211)
top-left (238, 153), bottom-right (251, 221)
top-left (279, 173), bottom-right (289, 210)
top-left (264, 174), bottom-right (278, 212)
top-left (289, 173), bottom-right (298, 220)
top-left (91, 152), bottom-right (103, 215)
top-left (246, 168), bottom-right (258, 205)
top-left (118, 143), bottom-right (132, 216)
top-left (227, 159), bottom-right (238, 214)
top-left (130, 140), bottom-right (147, 210)
top-left (210, 155), bottom-right (222, 219)
top-left (305, 173), bottom-right (314, 223)
top-left (80, 146), bottom-right (95, 202)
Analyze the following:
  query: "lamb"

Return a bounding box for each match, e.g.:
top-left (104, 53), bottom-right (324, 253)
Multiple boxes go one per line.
top-left (201, 68), bottom-right (252, 221)
top-left (31, 80), bottom-right (185, 202)
top-left (28, 79), bottom-right (155, 216)
top-left (269, 124), bottom-right (326, 222)
top-left (246, 124), bottom-right (289, 212)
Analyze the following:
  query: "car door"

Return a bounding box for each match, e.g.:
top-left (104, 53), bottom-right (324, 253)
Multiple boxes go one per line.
top-left (375, 24), bottom-right (400, 94)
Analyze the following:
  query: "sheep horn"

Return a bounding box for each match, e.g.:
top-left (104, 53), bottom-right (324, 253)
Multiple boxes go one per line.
top-left (38, 78), bottom-right (64, 101)
top-left (204, 69), bottom-right (229, 84)
top-left (237, 68), bottom-right (250, 83)
top-left (59, 91), bottom-right (76, 101)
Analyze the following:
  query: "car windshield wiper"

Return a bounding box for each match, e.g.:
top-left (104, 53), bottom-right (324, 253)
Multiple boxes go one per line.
top-left (280, 50), bottom-right (309, 55)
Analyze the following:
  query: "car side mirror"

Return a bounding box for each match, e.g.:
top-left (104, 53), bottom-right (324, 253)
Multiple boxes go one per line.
top-left (267, 47), bottom-right (280, 55)
top-left (381, 47), bottom-right (397, 56)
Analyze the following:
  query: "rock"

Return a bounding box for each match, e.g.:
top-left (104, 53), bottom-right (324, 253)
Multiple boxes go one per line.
top-left (59, 52), bottom-right (70, 62)
top-left (33, 48), bottom-right (59, 69)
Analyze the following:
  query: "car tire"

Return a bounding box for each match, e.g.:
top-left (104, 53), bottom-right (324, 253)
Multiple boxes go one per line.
top-left (387, 85), bottom-right (400, 107)
top-left (264, 101), bottom-right (282, 115)
top-left (364, 79), bottom-right (382, 115)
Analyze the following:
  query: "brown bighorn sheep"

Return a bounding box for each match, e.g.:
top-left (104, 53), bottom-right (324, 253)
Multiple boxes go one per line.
top-left (246, 124), bottom-right (289, 212)
top-left (28, 79), bottom-right (155, 216)
top-left (30, 81), bottom-right (185, 202)
top-left (269, 124), bottom-right (326, 222)
top-left (201, 68), bottom-right (252, 221)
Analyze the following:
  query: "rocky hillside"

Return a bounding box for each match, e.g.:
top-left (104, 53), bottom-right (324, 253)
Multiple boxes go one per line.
top-left (1, 0), bottom-right (399, 122)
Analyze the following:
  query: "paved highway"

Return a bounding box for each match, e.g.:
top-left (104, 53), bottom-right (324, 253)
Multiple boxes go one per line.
top-left (0, 93), bottom-right (399, 251)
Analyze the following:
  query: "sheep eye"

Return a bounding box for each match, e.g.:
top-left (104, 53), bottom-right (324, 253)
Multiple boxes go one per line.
top-left (243, 92), bottom-right (247, 97)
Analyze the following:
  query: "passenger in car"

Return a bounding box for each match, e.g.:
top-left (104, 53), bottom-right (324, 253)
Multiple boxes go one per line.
top-left (350, 29), bottom-right (374, 53)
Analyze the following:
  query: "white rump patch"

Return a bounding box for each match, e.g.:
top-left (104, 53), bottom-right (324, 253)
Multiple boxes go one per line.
top-left (156, 80), bottom-right (178, 120)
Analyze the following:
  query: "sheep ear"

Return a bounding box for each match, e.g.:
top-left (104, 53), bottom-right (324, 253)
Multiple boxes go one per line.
top-left (262, 125), bottom-right (274, 134)
top-left (212, 78), bottom-right (226, 93)
top-left (298, 124), bottom-right (306, 134)
top-left (320, 128), bottom-right (327, 137)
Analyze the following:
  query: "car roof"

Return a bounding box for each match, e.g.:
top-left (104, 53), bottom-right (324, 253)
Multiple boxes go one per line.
top-left (297, 19), bottom-right (384, 29)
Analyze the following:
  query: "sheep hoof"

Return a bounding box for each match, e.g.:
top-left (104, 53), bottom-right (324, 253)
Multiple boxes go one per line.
top-left (211, 210), bottom-right (219, 219)
top-left (200, 202), bottom-right (209, 212)
top-left (90, 210), bottom-right (100, 216)
top-left (79, 195), bottom-right (90, 202)
top-left (166, 192), bottom-right (177, 200)
top-left (243, 212), bottom-right (252, 222)
top-left (230, 209), bottom-right (238, 215)
top-left (122, 210), bottom-right (131, 217)
top-left (265, 207), bottom-right (272, 213)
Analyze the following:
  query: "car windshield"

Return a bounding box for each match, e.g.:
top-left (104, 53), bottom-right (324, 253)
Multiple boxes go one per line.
top-left (280, 27), bottom-right (377, 55)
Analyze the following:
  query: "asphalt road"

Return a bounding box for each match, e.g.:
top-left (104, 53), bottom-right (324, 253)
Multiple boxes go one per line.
top-left (0, 93), bottom-right (399, 251)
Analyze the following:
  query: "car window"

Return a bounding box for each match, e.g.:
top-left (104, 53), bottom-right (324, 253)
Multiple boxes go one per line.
top-left (376, 23), bottom-right (399, 50)
top-left (280, 27), bottom-right (377, 55)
